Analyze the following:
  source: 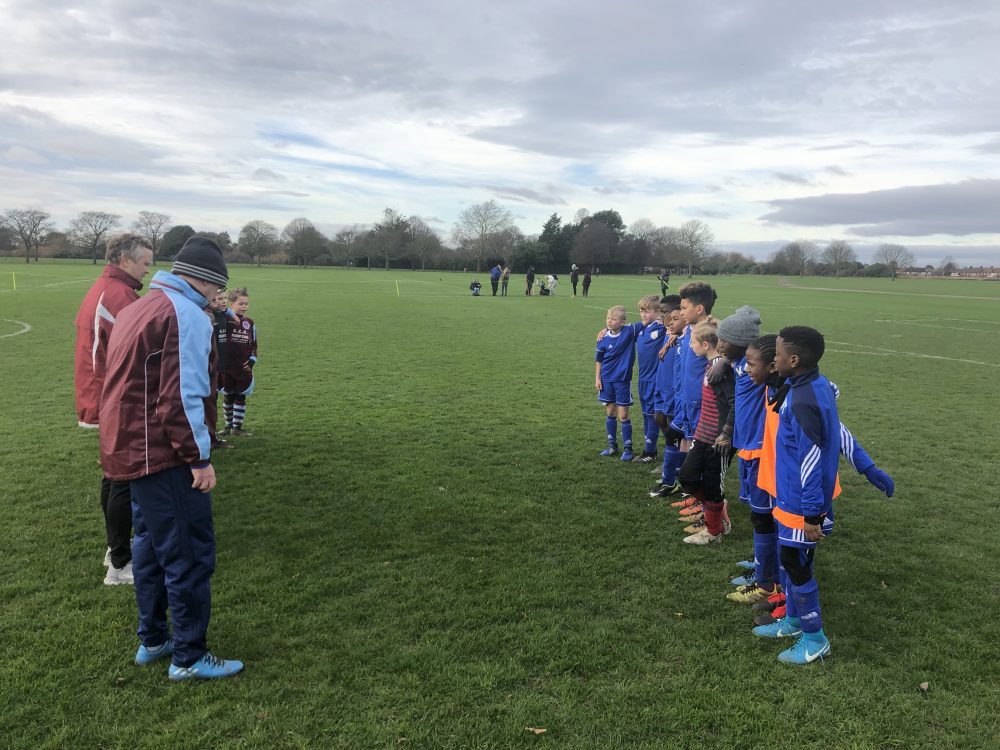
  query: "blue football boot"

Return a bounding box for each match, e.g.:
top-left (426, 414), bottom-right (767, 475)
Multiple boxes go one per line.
top-left (752, 616), bottom-right (802, 639)
top-left (168, 652), bottom-right (244, 681)
top-left (778, 631), bottom-right (831, 665)
top-left (135, 640), bottom-right (173, 666)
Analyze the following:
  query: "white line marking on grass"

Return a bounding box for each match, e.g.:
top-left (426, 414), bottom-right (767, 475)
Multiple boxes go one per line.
top-left (1, 277), bottom-right (92, 294)
top-left (770, 281), bottom-right (1000, 302)
top-left (827, 340), bottom-right (995, 367)
top-left (827, 349), bottom-right (894, 357)
top-left (42, 278), bottom-right (92, 287)
top-left (0, 319), bottom-right (32, 338)
top-left (874, 319), bottom-right (992, 333)
top-left (883, 316), bottom-right (1000, 326)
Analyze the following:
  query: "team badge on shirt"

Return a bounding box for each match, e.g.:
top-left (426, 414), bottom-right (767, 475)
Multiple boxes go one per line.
top-left (242, 320), bottom-right (251, 330)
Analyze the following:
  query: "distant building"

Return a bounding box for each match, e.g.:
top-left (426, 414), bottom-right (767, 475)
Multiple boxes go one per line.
top-left (954, 266), bottom-right (1000, 279)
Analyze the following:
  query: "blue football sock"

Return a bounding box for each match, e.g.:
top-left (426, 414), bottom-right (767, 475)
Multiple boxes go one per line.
top-left (779, 563), bottom-right (794, 617)
top-left (605, 417), bottom-right (618, 446)
top-left (792, 577), bottom-right (823, 633)
top-left (660, 445), bottom-right (677, 483)
top-left (645, 416), bottom-right (659, 455)
top-left (754, 531), bottom-right (778, 588)
top-left (670, 448), bottom-right (686, 479)
top-left (621, 419), bottom-right (632, 448)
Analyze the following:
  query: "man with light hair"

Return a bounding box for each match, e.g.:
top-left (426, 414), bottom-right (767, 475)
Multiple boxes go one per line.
top-left (74, 233), bottom-right (154, 585)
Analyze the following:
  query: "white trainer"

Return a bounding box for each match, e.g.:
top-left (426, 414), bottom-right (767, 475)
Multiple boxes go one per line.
top-left (104, 561), bottom-right (134, 586)
top-left (682, 529), bottom-right (722, 545)
top-left (103, 547), bottom-right (112, 567)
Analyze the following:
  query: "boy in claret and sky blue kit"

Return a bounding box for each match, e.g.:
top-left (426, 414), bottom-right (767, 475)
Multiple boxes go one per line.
top-left (595, 305), bottom-right (637, 461)
top-left (220, 287), bottom-right (258, 437)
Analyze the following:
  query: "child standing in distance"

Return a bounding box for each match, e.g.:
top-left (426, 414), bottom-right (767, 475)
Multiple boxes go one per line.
top-left (678, 320), bottom-right (736, 545)
top-left (595, 306), bottom-right (638, 461)
top-left (220, 287), bottom-right (257, 437)
top-left (582, 271), bottom-right (592, 297)
top-left (650, 296), bottom-right (687, 497)
top-left (501, 265), bottom-right (511, 296)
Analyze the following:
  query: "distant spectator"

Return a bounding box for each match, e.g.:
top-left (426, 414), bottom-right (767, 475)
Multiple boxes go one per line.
top-left (489, 263), bottom-right (502, 296)
top-left (525, 266), bottom-right (536, 296)
top-left (658, 268), bottom-right (671, 295)
top-left (582, 271), bottom-right (592, 297)
top-left (470, 279), bottom-right (482, 296)
top-left (570, 264), bottom-right (580, 296)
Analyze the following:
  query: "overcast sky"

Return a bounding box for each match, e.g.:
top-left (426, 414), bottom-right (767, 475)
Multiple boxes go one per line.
top-left (2, 0), bottom-right (998, 265)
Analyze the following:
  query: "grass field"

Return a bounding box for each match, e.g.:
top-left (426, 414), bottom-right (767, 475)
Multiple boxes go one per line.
top-left (2, 261), bottom-right (999, 749)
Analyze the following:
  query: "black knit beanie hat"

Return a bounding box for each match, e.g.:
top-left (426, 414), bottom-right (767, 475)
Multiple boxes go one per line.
top-left (172, 237), bottom-right (229, 287)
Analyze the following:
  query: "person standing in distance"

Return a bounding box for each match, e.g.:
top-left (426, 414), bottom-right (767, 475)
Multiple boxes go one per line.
top-left (74, 233), bottom-right (154, 585)
top-left (100, 236), bottom-right (244, 681)
top-left (489, 262), bottom-right (502, 296)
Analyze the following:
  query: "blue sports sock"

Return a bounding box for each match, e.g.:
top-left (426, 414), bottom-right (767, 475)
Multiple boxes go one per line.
top-left (621, 419), bottom-right (633, 448)
top-left (669, 448), bottom-right (686, 479)
top-left (660, 445), bottom-right (677, 483)
top-left (645, 416), bottom-right (659, 455)
top-left (660, 445), bottom-right (677, 484)
top-left (792, 577), bottom-right (823, 633)
top-left (605, 417), bottom-right (618, 446)
top-left (754, 531), bottom-right (778, 588)
top-left (779, 562), bottom-right (794, 617)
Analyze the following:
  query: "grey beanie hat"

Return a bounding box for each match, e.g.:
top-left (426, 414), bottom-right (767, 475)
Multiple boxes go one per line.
top-left (717, 305), bottom-right (762, 346)
top-left (172, 236), bottom-right (229, 287)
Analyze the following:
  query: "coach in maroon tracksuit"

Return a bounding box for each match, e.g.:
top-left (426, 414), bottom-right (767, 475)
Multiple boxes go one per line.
top-left (100, 237), bottom-right (243, 680)
top-left (74, 233), bottom-right (153, 584)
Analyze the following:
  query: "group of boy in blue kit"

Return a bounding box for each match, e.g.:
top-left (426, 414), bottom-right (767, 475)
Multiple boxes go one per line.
top-left (594, 281), bottom-right (895, 665)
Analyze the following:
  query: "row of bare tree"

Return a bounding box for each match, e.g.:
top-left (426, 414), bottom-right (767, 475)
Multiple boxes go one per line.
top-left (1, 203), bottom-right (920, 277)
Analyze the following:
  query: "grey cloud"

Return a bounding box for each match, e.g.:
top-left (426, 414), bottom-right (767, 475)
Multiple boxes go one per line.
top-left (253, 168), bottom-right (285, 182)
top-left (762, 179), bottom-right (1000, 236)
top-left (0, 103), bottom-right (168, 171)
top-left (487, 185), bottom-right (566, 205)
top-left (689, 208), bottom-right (732, 219)
top-left (774, 173), bottom-right (813, 186)
top-left (974, 135), bottom-right (1000, 154)
top-left (825, 165), bottom-right (848, 176)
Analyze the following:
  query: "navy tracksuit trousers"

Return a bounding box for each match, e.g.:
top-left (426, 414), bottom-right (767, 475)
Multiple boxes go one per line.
top-left (130, 465), bottom-right (216, 668)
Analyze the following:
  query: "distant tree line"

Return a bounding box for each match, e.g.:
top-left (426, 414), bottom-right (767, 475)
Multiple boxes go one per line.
top-left (0, 204), bottom-right (934, 279)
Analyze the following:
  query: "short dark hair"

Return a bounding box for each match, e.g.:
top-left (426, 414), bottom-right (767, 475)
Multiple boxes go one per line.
top-left (660, 294), bottom-right (681, 313)
top-left (778, 326), bottom-right (825, 369)
top-left (749, 334), bottom-right (778, 364)
top-left (678, 281), bottom-right (717, 313)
